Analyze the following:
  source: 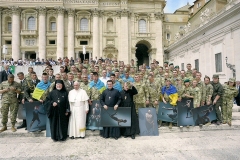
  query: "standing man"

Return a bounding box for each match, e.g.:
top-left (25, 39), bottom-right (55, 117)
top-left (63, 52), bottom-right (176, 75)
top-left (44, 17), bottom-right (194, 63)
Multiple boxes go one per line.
top-left (204, 76), bottom-right (213, 106)
top-left (68, 81), bottom-right (89, 139)
top-left (0, 65), bottom-right (12, 83)
top-left (0, 74), bottom-right (21, 132)
top-left (100, 80), bottom-right (121, 140)
top-left (195, 72), bottom-right (206, 106)
top-left (25, 67), bottom-right (34, 80)
top-left (99, 69), bottom-right (109, 86)
top-left (49, 73), bottom-right (61, 92)
top-left (64, 72), bottom-right (74, 93)
top-left (211, 74), bottom-right (223, 125)
top-left (48, 69), bottom-right (55, 83)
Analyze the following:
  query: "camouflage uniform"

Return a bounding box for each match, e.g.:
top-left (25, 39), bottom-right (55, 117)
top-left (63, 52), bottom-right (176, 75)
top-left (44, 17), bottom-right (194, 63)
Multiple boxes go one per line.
top-left (196, 80), bottom-right (206, 105)
top-left (64, 81), bottom-right (74, 93)
top-left (211, 80), bottom-right (223, 122)
top-left (80, 82), bottom-right (90, 97)
top-left (205, 83), bottom-right (213, 104)
top-left (25, 73), bottom-right (32, 81)
top-left (146, 80), bottom-right (162, 112)
top-left (176, 84), bottom-right (184, 99)
top-left (133, 82), bottom-right (149, 114)
top-left (181, 86), bottom-right (193, 99)
top-left (0, 81), bottom-right (21, 127)
top-left (222, 84), bottom-right (238, 124)
top-left (191, 86), bottom-right (201, 108)
top-left (185, 70), bottom-right (193, 78)
top-left (89, 83), bottom-right (103, 101)
top-left (24, 80), bottom-right (38, 101)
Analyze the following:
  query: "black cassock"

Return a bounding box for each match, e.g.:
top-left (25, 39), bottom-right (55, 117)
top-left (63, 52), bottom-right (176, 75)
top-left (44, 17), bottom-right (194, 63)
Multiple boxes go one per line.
top-left (100, 88), bottom-right (121, 138)
top-left (120, 86), bottom-right (140, 136)
top-left (45, 89), bottom-right (70, 141)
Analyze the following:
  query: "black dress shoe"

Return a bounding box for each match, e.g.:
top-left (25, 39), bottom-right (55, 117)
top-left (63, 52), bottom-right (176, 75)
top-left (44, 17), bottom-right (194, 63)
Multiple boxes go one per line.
top-left (80, 137), bottom-right (85, 139)
top-left (70, 136), bottom-right (75, 139)
top-left (131, 135), bottom-right (135, 139)
top-left (114, 137), bottom-right (118, 140)
top-left (104, 137), bottom-right (109, 139)
top-left (124, 136), bottom-right (128, 138)
top-left (17, 120), bottom-right (27, 129)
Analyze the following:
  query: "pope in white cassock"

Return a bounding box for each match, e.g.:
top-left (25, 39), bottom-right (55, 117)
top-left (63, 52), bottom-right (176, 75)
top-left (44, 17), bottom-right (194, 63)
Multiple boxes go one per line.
top-left (68, 81), bottom-right (89, 139)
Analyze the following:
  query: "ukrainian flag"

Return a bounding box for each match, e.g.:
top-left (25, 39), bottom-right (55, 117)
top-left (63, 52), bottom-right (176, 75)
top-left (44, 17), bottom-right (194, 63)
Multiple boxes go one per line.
top-left (161, 85), bottom-right (178, 106)
top-left (32, 81), bottom-right (51, 100)
top-left (89, 79), bottom-right (106, 93)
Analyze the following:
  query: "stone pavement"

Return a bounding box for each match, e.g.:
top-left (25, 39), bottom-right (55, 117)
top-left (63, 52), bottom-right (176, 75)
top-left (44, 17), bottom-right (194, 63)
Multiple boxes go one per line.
top-left (0, 130), bottom-right (240, 159)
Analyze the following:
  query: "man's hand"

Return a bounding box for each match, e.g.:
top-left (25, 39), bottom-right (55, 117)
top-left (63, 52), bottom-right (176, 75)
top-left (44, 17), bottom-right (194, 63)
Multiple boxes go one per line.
top-left (154, 100), bottom-right (158, 105)
top-left (103, 105), bottom-right (108, 110)
top-left (86, 110), bottom-right (89, 114)
top-left (9, 87), bottom-right (16, 91)
top-left (65, 112), bottom-right (68, 116)
top-left (3, 88), bottom-right (9, 93)
top-left (22, 99), bottom-right (25, 104)
top-left (29, 99), bottom-right (33, 103)
top-left (53, 102), bottom-right (57, 107)
top-left (178, 98), bottom-right (182, 102)
top-left (213, 100), bottom-right (217, 105)
top-left (146, 100), bottom-right (150, 105)
top-left (39, 100), bottom-right (43, 103)
top-left (114, 105), bottom-right (118, 110)
top-left (163, 99), bottom-right (167, 104)
top-left (207, 101), bottom-right (211, 105)
top-left (89, 100), bottom-right (92, 105)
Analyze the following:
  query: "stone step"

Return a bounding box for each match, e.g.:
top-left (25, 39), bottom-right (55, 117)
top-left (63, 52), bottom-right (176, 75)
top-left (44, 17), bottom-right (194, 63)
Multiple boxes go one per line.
top-left (232, 112), bottom-right (240, 120)
top-left (232, 105), bottom-right (240, 112)
top-left (1, 121), bottom-right (240, 137)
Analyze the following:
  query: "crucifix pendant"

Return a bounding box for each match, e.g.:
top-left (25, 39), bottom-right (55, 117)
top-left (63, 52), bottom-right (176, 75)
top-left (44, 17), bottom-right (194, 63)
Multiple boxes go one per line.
top-left (57, 99), bottom-right (60, 103)
top-left (125, 96), bottom-right (127, 100)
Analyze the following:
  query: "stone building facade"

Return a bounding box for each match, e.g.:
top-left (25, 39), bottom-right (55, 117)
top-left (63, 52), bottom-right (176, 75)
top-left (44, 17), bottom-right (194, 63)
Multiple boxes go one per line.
top-left (0, 0), bottom-right (166, 66)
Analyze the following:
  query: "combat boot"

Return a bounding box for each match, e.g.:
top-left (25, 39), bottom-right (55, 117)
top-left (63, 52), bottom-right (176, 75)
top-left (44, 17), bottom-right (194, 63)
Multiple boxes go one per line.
top-left (0, 124), bottom-right (7, 133)
top-left (11, 123), bottom-right (17, 132)
top-left (227, 121), bottom-right (232, 127)
top-left (168, 122), bottom-right (172, 129)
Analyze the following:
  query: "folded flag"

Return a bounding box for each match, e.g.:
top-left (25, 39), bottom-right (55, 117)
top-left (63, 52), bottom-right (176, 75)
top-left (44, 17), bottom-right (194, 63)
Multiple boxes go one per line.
top-left (32, 81), bottom-right (51, 100)
top-left (89, 79), bottom-right (106, 93)
top-left (161, 85), bottom-right (178, 106)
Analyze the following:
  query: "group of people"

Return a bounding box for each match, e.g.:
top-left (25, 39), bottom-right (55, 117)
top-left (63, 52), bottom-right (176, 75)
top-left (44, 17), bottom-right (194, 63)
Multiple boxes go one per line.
top-left (0, 57), bottom-right (239, 141)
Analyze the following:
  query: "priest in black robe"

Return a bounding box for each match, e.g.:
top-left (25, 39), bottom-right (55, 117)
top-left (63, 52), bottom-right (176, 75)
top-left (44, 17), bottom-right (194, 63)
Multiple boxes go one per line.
top-left (100, 80), bottom-right (121, 140)
top-left (120, 82), bottom-right (139, 139)
top-left (45, 80), bottom-right (70, 141)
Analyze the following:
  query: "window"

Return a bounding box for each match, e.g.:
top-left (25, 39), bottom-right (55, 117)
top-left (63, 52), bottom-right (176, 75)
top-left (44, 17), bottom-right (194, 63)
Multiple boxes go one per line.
top-left (49, 40), bottom-right (55, 45)
top-left (27, 17), bottom-right (35, 30)
top-left (166, 33), bottom-right (171, 40)
top-left (7, 22), bottom-right (12, 32)
top-left (181, 63), bottom-right (184, 70)
top-left (191, 8), bottom-right (193, 13)
top-left (80, 41), bottom-right (88, 45)
top-left (197, 3), bottom-right (201, 8)
top-left (215, 53), bottom-right (222, 72)
top-left (139, 19), bottom-right (146, 33)
top-left (195, 59), bottom-right (199, 71)
top-left (5, 40), bottom-right (11, 44)
top-left (80, 18), bottom-right (88, 31)
top-left (107, 18), bottom-right (113, 32)
top-left (50, 22), bottom-right (56, 31)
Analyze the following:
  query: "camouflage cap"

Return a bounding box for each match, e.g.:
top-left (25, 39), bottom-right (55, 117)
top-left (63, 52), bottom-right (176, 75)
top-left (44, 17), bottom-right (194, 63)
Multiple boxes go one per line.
top-left (212, 74), bottom-right (219, 78)
top-left (229, 78), bottom-right (236, 83)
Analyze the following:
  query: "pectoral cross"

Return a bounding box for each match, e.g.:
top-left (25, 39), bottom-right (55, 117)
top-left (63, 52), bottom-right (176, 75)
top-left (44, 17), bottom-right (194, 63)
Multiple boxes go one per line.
top-left (57, 98), bottom-right (60, 103)
top-left (125, 96), bottom-right (127, 100)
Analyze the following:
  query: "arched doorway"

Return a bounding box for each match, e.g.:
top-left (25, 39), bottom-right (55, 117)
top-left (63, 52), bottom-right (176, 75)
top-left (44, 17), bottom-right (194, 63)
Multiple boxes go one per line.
top-left (135, 40), bottom-right (151, 67)
top-left (79, 52), bottom-right (89, 62)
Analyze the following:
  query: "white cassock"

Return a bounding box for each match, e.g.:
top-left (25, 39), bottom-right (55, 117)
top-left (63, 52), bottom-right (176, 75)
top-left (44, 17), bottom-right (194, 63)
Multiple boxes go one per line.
top-left (68, 88), bottom-right (89, 138)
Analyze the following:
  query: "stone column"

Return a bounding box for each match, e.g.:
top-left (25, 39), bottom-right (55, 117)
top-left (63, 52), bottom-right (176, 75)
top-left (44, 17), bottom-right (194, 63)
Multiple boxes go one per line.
top-left (67, 9), bottom-right (75, 59)
top-left (120, 9), bottom-right (130, 63)
top-left (0, 8), bottom-right (2, 61)
top-left (154, 12), bottom-right (164, 66)
top-left (37, 6), bottom-right (46, 60)
top-left (55, 7), bottom-right (65, 59)
top-left (92, 9), bottom-right (99, 59)
top-left (10, 6), bottom-right (21, 61)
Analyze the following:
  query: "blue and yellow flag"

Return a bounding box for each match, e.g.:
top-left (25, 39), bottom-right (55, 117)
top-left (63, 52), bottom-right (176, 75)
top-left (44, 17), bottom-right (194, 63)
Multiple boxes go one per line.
top-left (89, 79), bottom-right (106, 93)
top-left (32, 81), bottom-right (51, 100)
top-left (161, 85), bottom-right (178, 106)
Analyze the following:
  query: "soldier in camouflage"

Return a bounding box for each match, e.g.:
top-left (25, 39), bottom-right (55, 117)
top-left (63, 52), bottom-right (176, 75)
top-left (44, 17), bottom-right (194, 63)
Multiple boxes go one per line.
top-left (204, 76), bottom-right (213, 106)
top-left (192, 79), bottom-right (201, 108)
top-left (80, 74), bottom-right (90, 97)
top-left (0, 74), bottom-right (21, 132)
top-left (222, 78), bottom-right (239, 126)
top-left (133, 74), bottom-right (149, 114)
top-left (195, 72), bottom-right (206, 106)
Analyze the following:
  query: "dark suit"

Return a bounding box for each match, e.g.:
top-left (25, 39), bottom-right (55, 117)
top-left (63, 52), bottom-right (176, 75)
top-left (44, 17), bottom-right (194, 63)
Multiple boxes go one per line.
top-left (49, 75), bottom-right (55, 83)
top-left (235, 86), bottom-right (240, 106)
top-left (0, 70), bottom-right (12, 83)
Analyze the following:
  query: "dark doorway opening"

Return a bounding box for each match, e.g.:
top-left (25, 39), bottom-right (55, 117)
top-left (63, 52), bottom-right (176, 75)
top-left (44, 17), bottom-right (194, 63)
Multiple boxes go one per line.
top-left (79, 52), bottom-right (89, 62)
top-left (136, 44), bottom-right (149, 67)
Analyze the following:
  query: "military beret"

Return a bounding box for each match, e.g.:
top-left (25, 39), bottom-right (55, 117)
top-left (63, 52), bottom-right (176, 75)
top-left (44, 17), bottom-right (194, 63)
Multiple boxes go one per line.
top-left (212, 74), bottom-right (219, 78)
top-left (229, 78), bottom-right (236, 83)
top-left (184, 79), bottom-right (190, 83)
top-left (169, 63), bottom-right (174, 66)
top-left (174, 65), bottom-right (179, 68)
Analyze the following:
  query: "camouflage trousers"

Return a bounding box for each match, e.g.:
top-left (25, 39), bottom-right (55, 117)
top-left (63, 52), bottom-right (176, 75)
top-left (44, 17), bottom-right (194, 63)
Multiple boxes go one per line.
top-left (1, 103), bottom-right (19, 125)
top-left (135, 103), bottom-right (146, 114)
top-left (222, 100), bottom-right (233, 123)
top-left (213, 101), bottom-right (222, 122)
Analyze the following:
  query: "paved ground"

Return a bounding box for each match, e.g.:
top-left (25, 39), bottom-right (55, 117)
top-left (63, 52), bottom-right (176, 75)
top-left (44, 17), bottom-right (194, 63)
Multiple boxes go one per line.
top-left (0, 130), bottom-right (240, 160)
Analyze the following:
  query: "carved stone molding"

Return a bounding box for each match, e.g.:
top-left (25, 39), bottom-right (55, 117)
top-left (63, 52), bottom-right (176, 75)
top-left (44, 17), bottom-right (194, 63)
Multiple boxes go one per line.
top-left (54, 6), bottom-right (65, 15)
top-left (154, 12), bottom-right (163, 20)
top-left (120, 9), bottom-right (130, 17)
top-left (67, 8), bottom-right (75, 17)
top-left (36, 6), bottom-right (46, 16)
top-left (9, 6), bottom-right (21, 15)
top-left (91, 8), bottom-right (99, 17)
